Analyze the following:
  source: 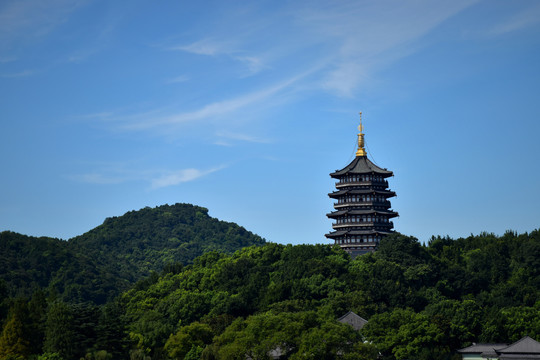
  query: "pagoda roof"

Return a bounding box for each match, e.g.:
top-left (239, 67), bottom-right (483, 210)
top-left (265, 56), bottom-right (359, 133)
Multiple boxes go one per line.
top-left (327, 209), bottom-right (398, 218)
top-left (331, 156), bottom-right (393, 178)
top-left (326, 229), bottom-right (393, 238)
top-left (348, 229), bottom-right (393, 236)
top-left (329, 189), bottom-right (395, 198)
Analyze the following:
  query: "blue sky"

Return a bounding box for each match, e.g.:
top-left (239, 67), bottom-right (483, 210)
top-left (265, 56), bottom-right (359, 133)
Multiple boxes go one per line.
top-left (1, 0), bottom-right (539, 244)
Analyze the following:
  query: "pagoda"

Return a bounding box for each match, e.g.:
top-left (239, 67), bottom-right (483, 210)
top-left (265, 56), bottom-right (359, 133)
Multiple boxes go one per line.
top-left (325, 113), bottom-right (398, 256)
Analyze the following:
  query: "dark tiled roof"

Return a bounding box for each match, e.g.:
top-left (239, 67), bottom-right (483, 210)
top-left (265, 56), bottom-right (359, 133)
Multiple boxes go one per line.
top-left (499, 355), bottom-right (540, 359)
top-left (337, 311), bottom-right (368, 331)
top-left (331, 156), bottom-right (393, 177)
top-left (327, 209), bottom-right (398, 218)
top-left (457, 343), bottom-right (508, 353)
top-left (328, 189), bottom-right (395, 197)
top-left (325, 229), bottom-right (393, 238)
top-left (499, 336), bottom-right (540, 354)
top-left (348, 229), bottom-right (393, 235)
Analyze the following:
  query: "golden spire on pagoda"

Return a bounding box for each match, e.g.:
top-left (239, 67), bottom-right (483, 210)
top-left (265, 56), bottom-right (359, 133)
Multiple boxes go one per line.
top-left (356, 111), bottom-right (367, 157)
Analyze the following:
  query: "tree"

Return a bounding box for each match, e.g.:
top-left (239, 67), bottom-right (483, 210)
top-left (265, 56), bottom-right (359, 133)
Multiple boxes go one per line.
top-left (0, 312), bottom-right (31, 360)
top-left (0, 299), bottom-right (34, 360)
top-left (43, 302), bottom-right (76, 360)
top-left (165, 322), bottom-right (213, 360)
top-left (362, 308), bottom-right (447, 360)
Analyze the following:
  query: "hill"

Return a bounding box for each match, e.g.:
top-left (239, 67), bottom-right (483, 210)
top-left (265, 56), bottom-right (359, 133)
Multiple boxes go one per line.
top-left (0, 203), bottom-right (265, 304)
top-left (115, 231), bottom-right (540, 359)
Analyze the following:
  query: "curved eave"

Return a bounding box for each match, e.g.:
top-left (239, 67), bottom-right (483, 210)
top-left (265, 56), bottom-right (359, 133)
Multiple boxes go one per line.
top-left (330, 156), bottom-right (393, 178)
top-left (326, 229), bottom-right (395, 238)
top-left (327, 209), bottom-right (399, 219)
top-left (328, 189), bottom-right (396, 198)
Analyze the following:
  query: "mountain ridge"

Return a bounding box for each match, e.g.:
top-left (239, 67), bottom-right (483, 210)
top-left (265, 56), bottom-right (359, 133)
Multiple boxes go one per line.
top-left (0, 203), bottom-right (265, 303)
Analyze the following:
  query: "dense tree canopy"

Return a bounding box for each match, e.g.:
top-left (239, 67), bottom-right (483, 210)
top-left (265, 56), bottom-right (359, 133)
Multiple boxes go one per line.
top-left (0, 203), bottom-right (538, 359)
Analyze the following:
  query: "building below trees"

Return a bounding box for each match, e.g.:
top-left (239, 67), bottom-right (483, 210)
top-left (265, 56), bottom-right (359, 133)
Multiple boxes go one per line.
top-left (458, 336), bottom-right (540, 360)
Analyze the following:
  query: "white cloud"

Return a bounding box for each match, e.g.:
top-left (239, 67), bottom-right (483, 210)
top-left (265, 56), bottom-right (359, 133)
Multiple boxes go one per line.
top-left (169, 38), bottom-right (233, 56)
top-left (0, 69), bottom-right (34, 78)
top-left (151, 167), bottom-right (225, 189)
top-left (168, 38), bottom-right (266, 76)
top-left (70, 173), bottom-right (127, 185)
top-left (82, 1), bottom-right (482, 137)
top-left (70, 165), bottom-right (225, 189)
top-left (487, 3), bottom-right (540, 36)
top-left (0, 0), bottom-right (86, 48)
top-left (216, 130), bottom-right (272, 144)
top-left (292, 0), bottom-right (479, 96)
top-left (166, 75), bottom-right (189, 84)
top-left (163, 1), bottom-right (478, 97)
top-left (235, 56), bottom-right (266, 75)
top-left (117, 72), bottom-right (307, 131)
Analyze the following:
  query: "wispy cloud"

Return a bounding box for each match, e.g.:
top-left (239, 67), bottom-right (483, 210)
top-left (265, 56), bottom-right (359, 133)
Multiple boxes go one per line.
top-left (151, 166), bottom-right (225, 189)
top-left (487, 3), bottom-right (540, 36)
top-left (70, 165), bottom-right (226, 189)
top-left (0, 0), bottom-right (86, 51)
top-left (169, 38), bottom-right (233, 56)
top-left (164, 1), bottom-right (478, 97)
top-left (66, 20), bottom-right (117, 63)
top-left (216, 130), bottom-right (273, 144)
top-left (81, 1), bottom-right (480, 138)
top-left (236, 56), bottom-right (266, 75)
top-left (70, 173), bottom-right (128, 185)
top-left (0, 69), bottom-right (34, 78)
top-left (110, 71), bottom-right (309, 131)
top-left (166, 75), bottom-right (189, 84)
top-left (291, 1), bottom-right (479, 96)
top-left (167, 38), bottom-right (266, 76)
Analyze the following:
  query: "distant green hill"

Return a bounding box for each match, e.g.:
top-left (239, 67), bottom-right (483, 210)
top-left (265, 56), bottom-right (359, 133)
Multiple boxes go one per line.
top-left (0, 203), bottom-right (265, 304)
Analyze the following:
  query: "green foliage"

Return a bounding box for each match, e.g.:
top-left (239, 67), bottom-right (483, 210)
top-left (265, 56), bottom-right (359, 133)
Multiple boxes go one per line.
top-left (209, 311), bottom-right (361, 360)
top-left (69, 203), bottom-right (265, 300)
top-left (120, 230), bottom-right (540, 359)
top-left (165, 322), bottom-right (213, 359)
top-left (1, 205), bottom-right (539, 360)
top-left (0, 204), bottom-right (265, 304)
top-left (43, 301), bottom-right (76, 360)
top-left (83, 350), bottom-right (113, 360)
top-left (0, 311), bottom-right (31, 360)
top-left (0, 295), bottom-right (47, 360)
top-left (37, 353), bottom-right (64, 360)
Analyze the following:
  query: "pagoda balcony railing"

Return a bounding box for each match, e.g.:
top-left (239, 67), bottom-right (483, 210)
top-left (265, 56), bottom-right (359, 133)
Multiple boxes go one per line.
top-left (332, 221), bottom-right (394, 229)
top-left (336, 180), bottom-right (388, 188)
top-left (333, 200), bottom-right (391, 208)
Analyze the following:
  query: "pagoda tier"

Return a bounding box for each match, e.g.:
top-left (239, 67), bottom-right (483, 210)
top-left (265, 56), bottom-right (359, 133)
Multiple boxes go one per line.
top-left (325, 113), bottom-right (398, 256)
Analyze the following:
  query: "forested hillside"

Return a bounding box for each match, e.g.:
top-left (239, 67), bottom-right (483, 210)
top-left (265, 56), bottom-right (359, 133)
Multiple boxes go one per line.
top-left (0, 203), bottom-right (265, 304)
top-left (0, 230), bottom-right (538, 360)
